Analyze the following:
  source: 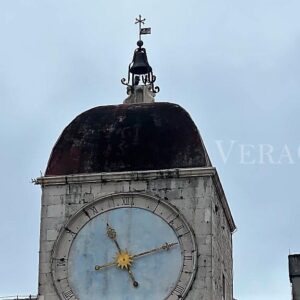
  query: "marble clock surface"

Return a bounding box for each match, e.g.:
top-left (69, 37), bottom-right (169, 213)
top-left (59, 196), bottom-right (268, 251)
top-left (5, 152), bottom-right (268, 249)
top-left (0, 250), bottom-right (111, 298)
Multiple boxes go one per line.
top-left (68, 208), bottom-right (182, 300)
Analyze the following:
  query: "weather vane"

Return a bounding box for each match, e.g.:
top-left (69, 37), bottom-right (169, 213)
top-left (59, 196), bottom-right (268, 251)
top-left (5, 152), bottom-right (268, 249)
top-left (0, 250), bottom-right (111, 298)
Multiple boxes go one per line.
top-left (135, 15), bottom-right (151, 42)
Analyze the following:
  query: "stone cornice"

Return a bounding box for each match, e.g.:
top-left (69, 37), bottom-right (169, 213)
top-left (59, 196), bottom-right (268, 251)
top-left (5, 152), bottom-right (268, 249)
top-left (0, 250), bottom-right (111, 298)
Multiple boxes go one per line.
top-left (35, 167), bottom-right (216, 185)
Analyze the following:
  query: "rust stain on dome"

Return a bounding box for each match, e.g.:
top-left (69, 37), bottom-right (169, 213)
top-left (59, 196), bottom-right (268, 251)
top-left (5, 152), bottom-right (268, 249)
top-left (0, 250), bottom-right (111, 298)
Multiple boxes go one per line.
top-left (45, 102), bottom-right (209, 176)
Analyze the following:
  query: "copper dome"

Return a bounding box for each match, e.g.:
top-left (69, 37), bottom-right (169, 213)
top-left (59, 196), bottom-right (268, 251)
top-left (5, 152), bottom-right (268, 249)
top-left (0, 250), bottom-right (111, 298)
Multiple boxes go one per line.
top-left (45, 102), bottom-right (209, 176)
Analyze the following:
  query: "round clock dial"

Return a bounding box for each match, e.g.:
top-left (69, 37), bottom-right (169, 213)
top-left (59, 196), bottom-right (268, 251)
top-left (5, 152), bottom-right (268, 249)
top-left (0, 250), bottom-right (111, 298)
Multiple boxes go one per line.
top-left (52, 193), bottom-right (197, 300)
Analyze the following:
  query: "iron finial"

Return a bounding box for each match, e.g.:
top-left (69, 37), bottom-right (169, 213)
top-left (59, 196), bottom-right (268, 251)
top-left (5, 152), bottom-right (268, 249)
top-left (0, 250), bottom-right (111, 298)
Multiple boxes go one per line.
top-left (121, 15), bottom-right (159, 101)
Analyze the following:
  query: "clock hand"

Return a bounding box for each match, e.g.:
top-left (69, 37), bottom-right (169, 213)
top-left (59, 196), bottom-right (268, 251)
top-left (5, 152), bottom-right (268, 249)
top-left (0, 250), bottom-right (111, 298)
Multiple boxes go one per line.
top-left (95, 257), bottom-right (139, 288)
top-left (105, 223), bottom-right (139, 288)
top-left (127, 267), bottom-right (139, 287)
top-left (95, 261), bottom-right (117, 270)
top-left (127, 241), bottom-right (177, 286)
top-left (133, 242), bottom-right (178, 259)
top-left (106, 223), bottom-right (122, 253)
top-left (94, 242), bottom-right (178, 271)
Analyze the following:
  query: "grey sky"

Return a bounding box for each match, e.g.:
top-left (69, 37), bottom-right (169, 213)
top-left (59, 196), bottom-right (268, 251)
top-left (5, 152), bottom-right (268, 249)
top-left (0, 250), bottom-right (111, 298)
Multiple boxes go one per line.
top-left (1, 0), bottom-right (299, 299)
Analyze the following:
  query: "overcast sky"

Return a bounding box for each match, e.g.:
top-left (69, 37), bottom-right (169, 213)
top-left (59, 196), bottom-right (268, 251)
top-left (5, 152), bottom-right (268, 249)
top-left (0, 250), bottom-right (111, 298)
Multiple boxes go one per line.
top-left (1, 1), bottom-right (300, 299)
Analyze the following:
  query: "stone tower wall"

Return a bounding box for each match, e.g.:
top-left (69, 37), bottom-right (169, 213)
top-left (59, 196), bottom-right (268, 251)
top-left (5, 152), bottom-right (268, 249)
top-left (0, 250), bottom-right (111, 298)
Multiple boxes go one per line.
top-left (37, 168), bottom-right (235, 300)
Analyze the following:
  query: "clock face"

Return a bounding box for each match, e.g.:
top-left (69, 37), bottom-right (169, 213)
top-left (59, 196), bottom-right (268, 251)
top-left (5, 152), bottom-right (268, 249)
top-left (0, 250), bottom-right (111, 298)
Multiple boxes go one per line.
top-left (52, 193), bottom-right (197, 300)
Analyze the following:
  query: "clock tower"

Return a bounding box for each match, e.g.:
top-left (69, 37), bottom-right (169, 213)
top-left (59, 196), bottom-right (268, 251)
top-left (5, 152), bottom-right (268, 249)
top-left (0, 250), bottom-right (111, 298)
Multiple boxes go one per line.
top-left (36, 17), bottom-right (236, 300)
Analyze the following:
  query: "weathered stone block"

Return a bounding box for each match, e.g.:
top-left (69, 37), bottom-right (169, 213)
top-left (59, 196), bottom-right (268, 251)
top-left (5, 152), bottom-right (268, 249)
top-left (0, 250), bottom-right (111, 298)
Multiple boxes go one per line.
top-left (47, 204), bottom-right (65, 218)
top-left (46, 229), bottom-right (58, 241)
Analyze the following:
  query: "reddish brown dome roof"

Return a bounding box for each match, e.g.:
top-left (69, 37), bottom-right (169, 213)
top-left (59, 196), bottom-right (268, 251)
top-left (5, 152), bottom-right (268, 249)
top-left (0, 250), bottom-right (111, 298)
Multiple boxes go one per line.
top-left (45, 102), bottom-right (209, 176)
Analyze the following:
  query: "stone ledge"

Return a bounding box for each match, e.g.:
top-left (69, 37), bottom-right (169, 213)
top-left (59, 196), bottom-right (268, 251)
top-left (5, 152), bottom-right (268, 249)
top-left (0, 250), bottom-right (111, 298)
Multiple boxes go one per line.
top-left (35, 167), bottom-right (216, 186)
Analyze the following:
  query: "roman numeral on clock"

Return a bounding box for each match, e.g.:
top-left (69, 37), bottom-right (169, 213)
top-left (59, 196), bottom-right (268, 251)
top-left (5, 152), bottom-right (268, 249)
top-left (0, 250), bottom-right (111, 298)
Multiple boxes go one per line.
top-left (184, 255), bottom-right (193, 261)
top-left (88, 206), bottom-right (98, 215)
top-left (62, 289), bottom-right (74, 300)
top-left (56, 258), bottom-right (66, 267)
top-left (122, 196), bottom-right (134, 206)
top-left (175, 224), bottom-right (184, 231)
top-left (173, 284), bottom-right (185, 296)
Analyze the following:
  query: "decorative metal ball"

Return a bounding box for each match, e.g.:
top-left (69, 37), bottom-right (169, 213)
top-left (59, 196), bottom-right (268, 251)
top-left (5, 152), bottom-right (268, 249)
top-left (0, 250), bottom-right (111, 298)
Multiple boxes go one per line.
top-left (137, 40), bottom-right (143, 47)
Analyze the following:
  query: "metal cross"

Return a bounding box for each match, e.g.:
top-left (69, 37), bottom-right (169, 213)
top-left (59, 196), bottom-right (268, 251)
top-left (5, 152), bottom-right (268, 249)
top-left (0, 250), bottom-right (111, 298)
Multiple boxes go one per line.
top-left (135, 15), bottom-right (146, 41)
